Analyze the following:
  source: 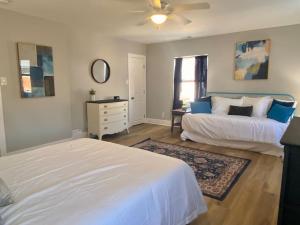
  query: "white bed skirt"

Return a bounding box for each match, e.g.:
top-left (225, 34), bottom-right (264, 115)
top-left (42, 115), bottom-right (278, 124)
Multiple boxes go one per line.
top-left (181, 130), bottom-right (283, 157)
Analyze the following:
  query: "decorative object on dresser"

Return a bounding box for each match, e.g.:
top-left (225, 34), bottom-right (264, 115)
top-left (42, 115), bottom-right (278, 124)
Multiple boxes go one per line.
top-left (17, 42), bottom-right (55, 98)
top-left (91, 59), bottom-right (110, 84)
top-left (89, 89), bottom-right (96, 101)
top-left (87, 99), bottom-right (129, 139)
top-left (278, 117), bottom-right (300, 225)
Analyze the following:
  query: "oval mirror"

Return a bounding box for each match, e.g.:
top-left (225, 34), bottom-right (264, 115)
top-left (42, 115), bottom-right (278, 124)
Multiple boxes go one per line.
top-left (91, 59), bottom-right (110, 84)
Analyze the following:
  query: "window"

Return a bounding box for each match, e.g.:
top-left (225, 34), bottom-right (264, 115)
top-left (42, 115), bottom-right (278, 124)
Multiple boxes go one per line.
top-left (173, 55), bottom-right (208, 109)
top-left (180, 57), bottom-right (196, 103)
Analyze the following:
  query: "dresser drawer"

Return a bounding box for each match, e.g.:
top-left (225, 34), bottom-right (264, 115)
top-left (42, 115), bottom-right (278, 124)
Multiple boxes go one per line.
top-left (100, 107), bottom-right (127, 116)
top-left (101, 120), bottom-right (128, 134)
top-left (99, 101), bottom-right (128, 110)
top-left (101, 113), bottom-right (127, 124)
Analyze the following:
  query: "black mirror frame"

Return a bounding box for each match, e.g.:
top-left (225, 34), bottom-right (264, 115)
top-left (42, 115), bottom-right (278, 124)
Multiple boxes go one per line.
top-left (91, 59), bottom-right (110, 84)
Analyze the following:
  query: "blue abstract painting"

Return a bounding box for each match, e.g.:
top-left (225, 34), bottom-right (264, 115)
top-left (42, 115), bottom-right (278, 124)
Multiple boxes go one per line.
top-left (234, 39), bottom-right (271, 80)
top-left (17, 43), bottom-right (55, 98)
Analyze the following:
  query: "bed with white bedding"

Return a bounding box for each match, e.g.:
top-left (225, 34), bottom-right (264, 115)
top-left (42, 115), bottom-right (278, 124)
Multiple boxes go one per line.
top-left (181, 113), bottom-right (288, 156)
top-left (180, 92), bottom-right (296, 156)
top-left (0, 138), bottom-right (207, 225)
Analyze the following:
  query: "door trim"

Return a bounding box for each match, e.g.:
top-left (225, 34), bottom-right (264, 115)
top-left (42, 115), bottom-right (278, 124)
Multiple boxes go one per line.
top-left (0, 86), bottom-right (7, 156)
top-left (128, 53), bottom-right (146, 127)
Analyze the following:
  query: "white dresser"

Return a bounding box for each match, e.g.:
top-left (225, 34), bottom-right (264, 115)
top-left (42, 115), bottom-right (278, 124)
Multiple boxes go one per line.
top-left (87, 100), bottom-right (129, 139)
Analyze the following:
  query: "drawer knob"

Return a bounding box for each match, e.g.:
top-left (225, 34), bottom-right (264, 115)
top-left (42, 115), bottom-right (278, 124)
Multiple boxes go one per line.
top-left (124, 123), bottom-right (126, 125)
top-left (123, 109), bottom-right (126, 111)
top-left (104, 127), bottom-right (108, 130)
top-left (124, 115), bottom-right (126, 118)
top-left (104, 118), bottom-right (108, 121)
top-left (104, 105), bottom-right (108, 108)
top-left (104, 111), bottom-right (107, 114)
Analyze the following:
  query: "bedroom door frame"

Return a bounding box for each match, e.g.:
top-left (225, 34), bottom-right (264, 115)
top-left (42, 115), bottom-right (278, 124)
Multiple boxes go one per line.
top-left (128, 53), bottom-right (147, 127)
top-left (0, 85), bottom-right (7, 156)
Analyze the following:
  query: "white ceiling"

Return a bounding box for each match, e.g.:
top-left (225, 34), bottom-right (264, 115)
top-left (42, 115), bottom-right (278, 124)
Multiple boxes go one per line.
top-left (1, 0), bottom-right (300, 43)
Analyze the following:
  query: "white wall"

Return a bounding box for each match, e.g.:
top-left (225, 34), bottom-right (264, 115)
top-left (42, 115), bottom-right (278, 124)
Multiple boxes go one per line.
top-left (0, 9), bottom-right (72, 152)
top-left (146, 24), bottom-right (300, 120)
top-left (1, 7), bottom-right (299, 151)
top-left (0, 9), bottom-right (146, 152)
top-left (69, 29), bottom-right (146, 132)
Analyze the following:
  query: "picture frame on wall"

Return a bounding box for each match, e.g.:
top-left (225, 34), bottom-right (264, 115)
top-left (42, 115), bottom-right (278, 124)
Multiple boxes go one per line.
top-left (17, 42), bottom-right (55, 98)
top-left (234, 39), bottom-right (271, 80)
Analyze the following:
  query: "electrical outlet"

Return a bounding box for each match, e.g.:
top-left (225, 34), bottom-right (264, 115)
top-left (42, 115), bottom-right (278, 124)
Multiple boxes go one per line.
top-left (162, 112), bottom-right (165, 119)
top-left (0, 77), bottom-right (7, 86)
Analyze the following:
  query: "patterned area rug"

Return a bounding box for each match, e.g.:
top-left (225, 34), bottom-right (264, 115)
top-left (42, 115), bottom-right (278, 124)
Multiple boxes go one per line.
top-left (132, 139), bottom-right (251, 201)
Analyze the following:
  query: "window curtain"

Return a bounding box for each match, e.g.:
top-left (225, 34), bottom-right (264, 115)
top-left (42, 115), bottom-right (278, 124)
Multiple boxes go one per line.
top-left (195, 56), bottom-right (208, 100)
top-left (173, 58), bottom-right (183, 109)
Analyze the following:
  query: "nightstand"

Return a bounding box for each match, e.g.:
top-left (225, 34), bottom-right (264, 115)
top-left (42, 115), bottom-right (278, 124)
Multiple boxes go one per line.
top-left (171, 109), bottom-right (190, 132)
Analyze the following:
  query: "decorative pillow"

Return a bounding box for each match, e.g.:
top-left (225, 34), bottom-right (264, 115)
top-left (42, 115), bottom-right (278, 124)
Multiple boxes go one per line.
top-left (267, 104), bottom-right (295, 123)
top-left (228, 105), bottom-right (253, 117)
top-left (212, 96), bottom-right (243, 115)
top-left (191, 102), bottom-right (211, 114)
top-left (0, 178), bottom-right (14, 207)
top-left (268, 99), bottom-right (295, 114)
top-left (196, 96), bottom-right (212, 108)
top-left (242, 96), bottom-right (273, 118)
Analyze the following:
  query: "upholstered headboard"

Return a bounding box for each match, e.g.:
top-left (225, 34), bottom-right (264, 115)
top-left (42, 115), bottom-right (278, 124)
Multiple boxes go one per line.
top-left (207, 91), bottom-right (295, 102)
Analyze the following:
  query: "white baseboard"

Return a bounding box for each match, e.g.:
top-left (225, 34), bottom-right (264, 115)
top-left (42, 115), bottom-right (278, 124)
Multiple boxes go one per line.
top-left (72, 129), bottom-right (88, 139)
top-left (6, 130), bottom-right (88, 156)
top-left (8, 138), bottom-right (73, 156)
top-left (145, 118), bottom-right (171, 126)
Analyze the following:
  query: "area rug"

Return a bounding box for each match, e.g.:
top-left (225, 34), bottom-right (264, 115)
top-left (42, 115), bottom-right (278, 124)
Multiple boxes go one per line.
top-left (132, 139), bottom-right (251, 201)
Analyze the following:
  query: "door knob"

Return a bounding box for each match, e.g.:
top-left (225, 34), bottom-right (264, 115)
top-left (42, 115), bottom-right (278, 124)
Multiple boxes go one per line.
top-left (131, 97), bottom-right (135, 100)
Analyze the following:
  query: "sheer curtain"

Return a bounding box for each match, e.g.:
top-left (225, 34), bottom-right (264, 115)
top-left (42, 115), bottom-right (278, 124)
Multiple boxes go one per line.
top-left (172, 58), bottom-right (183, 109)
top-left (195, 56), bottom-right (208, 100)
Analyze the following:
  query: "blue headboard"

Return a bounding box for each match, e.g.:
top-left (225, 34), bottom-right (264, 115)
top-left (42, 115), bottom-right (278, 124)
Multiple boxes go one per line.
top-left (207, 91), bottom-right (295, 102)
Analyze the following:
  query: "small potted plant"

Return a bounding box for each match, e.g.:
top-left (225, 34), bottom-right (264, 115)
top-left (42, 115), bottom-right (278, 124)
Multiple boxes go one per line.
top-left (89, 89), bottom-right (96, 101)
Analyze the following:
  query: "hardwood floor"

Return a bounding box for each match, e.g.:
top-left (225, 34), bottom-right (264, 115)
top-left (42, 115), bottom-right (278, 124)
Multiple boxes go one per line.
top-left (103, 123), bottom-right (283, 225)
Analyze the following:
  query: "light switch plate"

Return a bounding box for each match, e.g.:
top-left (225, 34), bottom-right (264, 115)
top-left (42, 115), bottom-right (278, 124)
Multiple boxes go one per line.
top-left (0, 77), bottom-right (7, 86)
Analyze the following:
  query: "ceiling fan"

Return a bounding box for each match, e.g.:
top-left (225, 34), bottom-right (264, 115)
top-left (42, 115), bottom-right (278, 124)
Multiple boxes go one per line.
top-left (129, 0), bottom-right (210, 26)
top-left (0, 0), bottom-right (9, 4)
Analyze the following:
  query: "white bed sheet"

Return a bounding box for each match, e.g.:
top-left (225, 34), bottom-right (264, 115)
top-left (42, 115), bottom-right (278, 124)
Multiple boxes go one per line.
top-left (181, 114), bottom-right (288, 155)
top-left (0, 138), bottom-right (207, 225)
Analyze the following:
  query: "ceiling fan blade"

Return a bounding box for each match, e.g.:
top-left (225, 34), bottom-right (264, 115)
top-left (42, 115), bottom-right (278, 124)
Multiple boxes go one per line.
top-left (128, 10), bottom-right (147, 13)
top-left (170, 13), bottom-right (192, 25)
top-left (175, 2), bottom-right (210, 12)
top-left (136, 18), bottom-right (149, 26)
top-left (149, 0), bottom-right (161, 9)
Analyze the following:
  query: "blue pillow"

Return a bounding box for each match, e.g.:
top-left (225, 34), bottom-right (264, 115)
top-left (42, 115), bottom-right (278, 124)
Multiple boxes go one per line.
top-left (191, 102), bottom-right (211, 114)
top-left (196, 96), bottom-right (212, 108)
top-left (268, 99), bottom-right (294, 114)
top-left (267, 104), bottom-right (295, 123)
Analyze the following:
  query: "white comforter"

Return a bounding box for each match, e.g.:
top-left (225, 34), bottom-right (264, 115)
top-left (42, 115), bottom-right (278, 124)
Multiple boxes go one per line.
top-left (182, 114), bottom-right (288, 147)
top-left (0, 138), bottom-right (206, 225)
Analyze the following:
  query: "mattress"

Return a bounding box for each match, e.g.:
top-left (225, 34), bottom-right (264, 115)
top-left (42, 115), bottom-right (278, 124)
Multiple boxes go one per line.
top-left (0, 138), bottom-right (207, 225)
top-left (181, 113), bottom-right (288, 156)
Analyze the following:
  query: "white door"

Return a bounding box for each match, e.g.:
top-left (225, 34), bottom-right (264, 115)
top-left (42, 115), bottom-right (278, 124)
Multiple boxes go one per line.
top-left (0, 86), bottom-right (7, 156)
top-left (128, 54), bottom-right (146, 126)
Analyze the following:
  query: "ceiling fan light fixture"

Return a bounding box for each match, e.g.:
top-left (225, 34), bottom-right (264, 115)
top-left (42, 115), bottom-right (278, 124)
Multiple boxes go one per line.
top-left (150, 14), bottom-right (167, 25)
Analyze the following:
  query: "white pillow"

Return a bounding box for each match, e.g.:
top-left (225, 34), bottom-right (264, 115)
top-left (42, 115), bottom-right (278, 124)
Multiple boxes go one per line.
top-left (242, 96), bottom-right (273, 118)
top-left (212, 96), bottom-right (243, 115)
